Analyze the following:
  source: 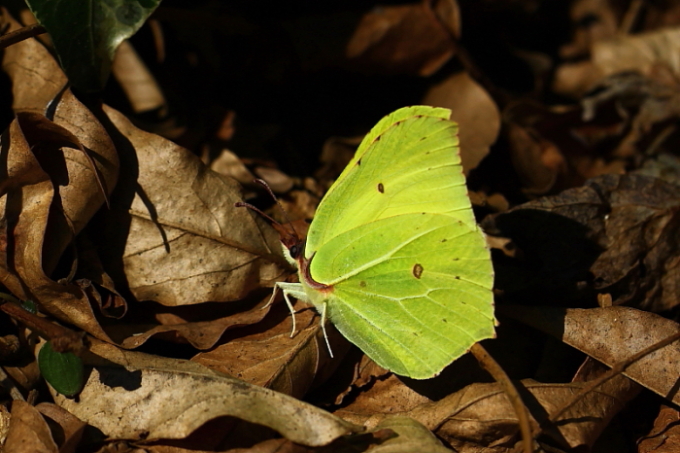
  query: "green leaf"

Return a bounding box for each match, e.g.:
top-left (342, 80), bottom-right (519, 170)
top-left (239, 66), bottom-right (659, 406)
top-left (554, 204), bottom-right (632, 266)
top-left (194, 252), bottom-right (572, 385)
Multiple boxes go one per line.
top-left (38, 341), bottom-right (85, 397)
top-left (25, 0), bottom-right (162, 92)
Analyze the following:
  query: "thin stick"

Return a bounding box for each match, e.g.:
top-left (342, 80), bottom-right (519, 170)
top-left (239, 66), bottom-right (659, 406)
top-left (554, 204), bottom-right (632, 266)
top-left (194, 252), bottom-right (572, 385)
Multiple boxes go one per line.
top-left (0, 23), bottom-right (46, 49)
top-left (470, 343), bottom-right (534, 453)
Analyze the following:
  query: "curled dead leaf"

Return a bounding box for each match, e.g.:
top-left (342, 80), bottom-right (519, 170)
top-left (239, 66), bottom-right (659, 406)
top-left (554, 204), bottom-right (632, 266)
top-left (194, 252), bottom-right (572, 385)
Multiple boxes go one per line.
top-left (4, 400), bottom-right (58, 453)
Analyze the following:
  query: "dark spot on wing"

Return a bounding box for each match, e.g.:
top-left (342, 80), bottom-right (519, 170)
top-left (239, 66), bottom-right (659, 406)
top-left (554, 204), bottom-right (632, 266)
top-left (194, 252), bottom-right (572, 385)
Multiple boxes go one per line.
top-left (413, 264), bottom-right (423, 279)
top-left (455, 276), bottom-right (460, 279)
top-left (360, 281), bottom-right (366, 288)
top-left (441, 238), bottom-right (447, 243)
top-left (378, 183), bottom-right (384, 193)
top-left (442, 318), bottom-right (448, 323)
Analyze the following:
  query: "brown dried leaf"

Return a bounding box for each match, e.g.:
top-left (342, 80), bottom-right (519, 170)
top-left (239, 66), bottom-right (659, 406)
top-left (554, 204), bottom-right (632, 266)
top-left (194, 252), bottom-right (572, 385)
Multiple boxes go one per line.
top-left (114, 298), bottom-right (272, 349)
top-left (112, 40), bottom-right (167, 115)
top-left (578, 72), bottom-right (680, 160)
top-left (505, 305), bottom-right (680, 406)
top-left (193, 301), bottom-right (351, 397)
top-left (427, 376), bottom-right (636, 452)
top-left (368, 416), bottom-right (453, 453)
top-left (559, 0), bottom-right (622, 60)
top-left (334, 372), bottom-right (431, 426)
top-left (345, 2), bottom-right (457, 76)
top-left (0, 107), bottom-right (117, 342)
top-left (485, 174), bottom-right (680, 311)
top-left (555, 27), bottom-right (680, 97)
top-left (35, 403), bottom-right (86, 453)
top-left (209, 149), bottom-right (257, 187)
top-left (503, 101), bottom-right (628, 196)
top-left (0, 9), bottom-right (67, 111)
top-left (4, 400), bottom-right (58, 453)
top-left (638, 405), bottom-right (680, 453)
top-left (102, 106), bottom-right (288, 306)
top-left (54, 341), bottom-right (362, 446)
top-left (423, 72), bottom-right (500, 173)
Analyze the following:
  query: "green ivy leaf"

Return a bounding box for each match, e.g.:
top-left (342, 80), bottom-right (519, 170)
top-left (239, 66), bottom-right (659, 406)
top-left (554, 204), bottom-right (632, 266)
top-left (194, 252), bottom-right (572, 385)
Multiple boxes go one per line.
top-left (38, 341), bottom-right (85, 397)
top-left (25, 0), bottom-right (162, 92)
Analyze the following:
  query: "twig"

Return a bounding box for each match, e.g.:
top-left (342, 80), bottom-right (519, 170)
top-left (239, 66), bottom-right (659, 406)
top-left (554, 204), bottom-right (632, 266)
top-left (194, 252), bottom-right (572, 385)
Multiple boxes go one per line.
top-left (0, 23), bottom-right (46, 49)
top-left (470, 343), bottom-right (535, 453)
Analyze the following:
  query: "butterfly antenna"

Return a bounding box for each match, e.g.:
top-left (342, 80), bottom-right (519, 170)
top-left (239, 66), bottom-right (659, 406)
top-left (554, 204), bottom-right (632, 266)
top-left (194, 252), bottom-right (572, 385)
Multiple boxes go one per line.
top-left (234, 200), bottom-right (281, 227)
top-left (252, 178), bottom-right (301, 240)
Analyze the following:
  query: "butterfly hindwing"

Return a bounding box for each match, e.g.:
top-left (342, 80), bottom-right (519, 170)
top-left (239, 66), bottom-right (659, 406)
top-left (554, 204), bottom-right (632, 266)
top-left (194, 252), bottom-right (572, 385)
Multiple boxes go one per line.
top-left (309, 212), bottom-right (494, 378)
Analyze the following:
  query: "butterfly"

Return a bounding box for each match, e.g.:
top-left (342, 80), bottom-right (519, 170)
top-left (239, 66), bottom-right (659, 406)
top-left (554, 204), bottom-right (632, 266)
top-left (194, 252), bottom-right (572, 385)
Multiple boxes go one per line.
top-left (248, 106), bottom-right (495, 379)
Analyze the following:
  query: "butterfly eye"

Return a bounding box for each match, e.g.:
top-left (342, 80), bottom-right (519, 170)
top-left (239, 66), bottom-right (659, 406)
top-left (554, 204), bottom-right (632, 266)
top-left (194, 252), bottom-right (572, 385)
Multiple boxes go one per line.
top-left (289, 244), bottom-right (301, 259)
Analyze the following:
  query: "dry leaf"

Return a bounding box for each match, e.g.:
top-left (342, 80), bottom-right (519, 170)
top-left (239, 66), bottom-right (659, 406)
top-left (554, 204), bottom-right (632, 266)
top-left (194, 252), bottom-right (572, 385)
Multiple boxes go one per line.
top-left (113, 297), bottom-right (272, 349)
top-left (502, 101), bottom-right (628, 196)
top-left (422, 72), bottom-right (500, 173)
top-left (485, 174), bottom-right (680, 311)
top-left (0, 405), bottom-right (9, 446)
top-left (345, 2), bottom-right (457, 76)
top-left (637, 405), bottom-right (680, 453)
top-left (53, 340), bottom-right (362, 445)
top-left (368, 416), bottom-right (453, 453)
top-left (4, 400), bottom-right (58, 453)
top-left (192, 301), bottom-right (351, 397)
top-left (334, 374), bottom-right (431, 426)
top-left (0, 9), bottom-right (68, 111)
top-left (555, 27), bottom-right (680, 97)
top-left (112, 40), bottom-right (167, 115)
top-left (35, 403), bottom-right (86, 453)
top-left (504, 305), bottom-right (680, 406)
top-left (209, 149), bottom-right (257, 187)
top-left (0, 103), bottom-right (118, 342)
top-left (101, 105), bottom-right (288, 306)
top-left (559, 0), bottom-right (622, 60)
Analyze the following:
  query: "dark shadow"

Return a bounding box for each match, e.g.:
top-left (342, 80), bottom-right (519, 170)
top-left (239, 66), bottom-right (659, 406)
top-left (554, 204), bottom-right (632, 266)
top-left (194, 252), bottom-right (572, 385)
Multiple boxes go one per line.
top-left (487, 208), bottom-right (604, 307)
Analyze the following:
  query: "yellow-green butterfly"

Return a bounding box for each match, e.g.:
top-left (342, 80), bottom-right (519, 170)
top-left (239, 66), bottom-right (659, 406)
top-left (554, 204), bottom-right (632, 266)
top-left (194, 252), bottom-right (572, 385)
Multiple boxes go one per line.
top-left (269, 106), bottom-right (495, 379)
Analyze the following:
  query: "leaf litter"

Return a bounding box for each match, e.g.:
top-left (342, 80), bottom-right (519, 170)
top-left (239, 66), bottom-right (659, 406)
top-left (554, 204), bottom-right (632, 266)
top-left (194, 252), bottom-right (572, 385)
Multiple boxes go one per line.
top-left (2, 1), bottom-right (680, 452)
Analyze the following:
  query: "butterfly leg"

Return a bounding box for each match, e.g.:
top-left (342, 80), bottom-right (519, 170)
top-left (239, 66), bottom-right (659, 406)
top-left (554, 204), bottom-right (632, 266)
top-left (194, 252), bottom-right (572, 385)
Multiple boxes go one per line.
top-left (274, 282), bottom-right (309, 338)
top-left (281, 290), bottom-right (297, 338)
top-left (261, 285), bottom-right (280, 310)
top-left (320, 302), bottom-right (334, 358)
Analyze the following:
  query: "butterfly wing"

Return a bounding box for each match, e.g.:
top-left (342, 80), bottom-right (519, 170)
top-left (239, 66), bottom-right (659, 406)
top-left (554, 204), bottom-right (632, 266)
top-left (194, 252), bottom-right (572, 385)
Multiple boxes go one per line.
top-left (306, 212), bottom-right (494, 379)
top-left (305, 106), bottom-right (473, 258)
top-left (300, 106), bottom-right (495, 379)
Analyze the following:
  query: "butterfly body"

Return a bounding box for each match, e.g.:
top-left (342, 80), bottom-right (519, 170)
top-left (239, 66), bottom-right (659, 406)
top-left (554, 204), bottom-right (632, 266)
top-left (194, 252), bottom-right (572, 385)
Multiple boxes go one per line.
top-left (278, 106), bottom-right (495, 379)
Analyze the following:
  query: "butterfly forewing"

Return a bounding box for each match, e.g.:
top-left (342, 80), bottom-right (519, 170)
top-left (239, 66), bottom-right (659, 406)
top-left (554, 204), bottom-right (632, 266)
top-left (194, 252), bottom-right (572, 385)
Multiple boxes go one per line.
top-left (305, 107), bottom-right (471, 258)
